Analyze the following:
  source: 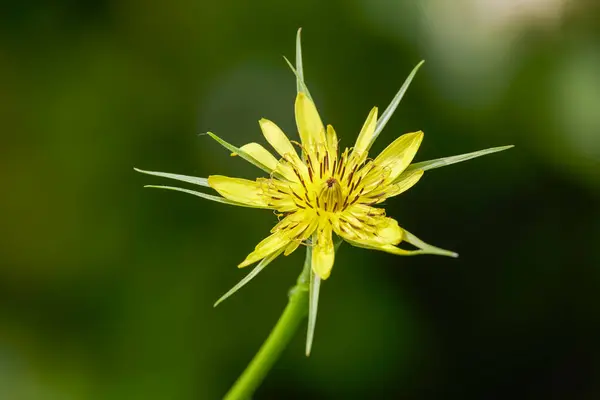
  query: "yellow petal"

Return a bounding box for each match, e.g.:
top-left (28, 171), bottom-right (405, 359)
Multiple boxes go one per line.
top-left (271, 209), bottom-right (318, 246)
top-left (361, 169), bottom-right (424, 203)
top-left (284, 241), bottom-right (301, 256)
top-left (208, 175), bottom-right (268, 207)
top-left (237, 142), bottom-right (299, 183)
top-left (353, 106), bottom-right (378, 157)
top-left (326, 124), bottom-right (338, 160)
top-left (312, 224), bottom-right (335, 280)
top-left (241, 210), bottom-right (317, 267)
top-left (372, 131), bottom-right (423, 182)
top-left (343, 228), bottom-right (457, 258)
top-left (271, 209), bottom-right (315, 235)
top-left (238, 232), bottom-right (290, 268)
top-left (352, 161), bottom-right (392, 195)
top-left (259, 119), bottom-right (299, 161)
top-left (334, 207), bottom-right (403, 247)
top-left (258, 178), bottom-right (306, 212)
top-left (233, 143), bottom-right (279, 171)
top-left (387, 169), bottom-right (423, 197)
top-left (295, 92), bottom-right (326, 149)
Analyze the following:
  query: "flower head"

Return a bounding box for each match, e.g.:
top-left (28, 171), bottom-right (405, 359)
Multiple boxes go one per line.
top-left (208, 91), bottom-right (453, 280)
top-left (136, 30), bottom-right (513, 361)
top-left (135, 33), bottom-right (512, 300)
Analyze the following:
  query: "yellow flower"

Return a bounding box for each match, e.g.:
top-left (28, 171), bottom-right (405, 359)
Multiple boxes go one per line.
top-left (135, 46), bottom-right (512, 289)
top-left (136, 29), bottom-right (513, 358)
top-left (207, 93), bottom-right (454, 281)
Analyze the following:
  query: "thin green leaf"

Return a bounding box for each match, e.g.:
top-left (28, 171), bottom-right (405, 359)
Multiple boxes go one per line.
top-left (369, 61), bottom-right (425, 149)
top-left (283, 56), bottom-right (313, 101)
top-left (306, 268), bottom-right (321, 357)
top-left (404, 145), bottom-right (514, 173)
top-left (304, 236), bottom-right (341, 356)
top-left (295, 28), bottom-right (305, 95)
top-left (134, 168), bottom-right (209, 187)
top-left (205, 132), bottom-right (272, 175)
top-left (144, 185), bottom-right (272, 209)
top-left (403, 229), bottom-right (458, 258)
top-left (214, 250), bottom-right (284, 307)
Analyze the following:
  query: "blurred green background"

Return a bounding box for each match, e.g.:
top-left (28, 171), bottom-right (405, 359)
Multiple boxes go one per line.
top-left (1, 0), bottom-right (599, 399)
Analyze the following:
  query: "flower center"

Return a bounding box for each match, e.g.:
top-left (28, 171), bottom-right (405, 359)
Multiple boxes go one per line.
top-left (317, 176), bottom-right (344, 212)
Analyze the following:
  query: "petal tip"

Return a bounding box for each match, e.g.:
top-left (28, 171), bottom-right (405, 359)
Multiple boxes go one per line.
top-left (413, 130), bottom-right (425, 144)
top-left (314, 269), bottom-right (331, 280)
top-left (258, 118), bottom-right (277, 129)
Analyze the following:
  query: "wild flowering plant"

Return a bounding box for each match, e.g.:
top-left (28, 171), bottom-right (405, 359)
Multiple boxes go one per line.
top-left (136, 29), bottom-right (512, 399)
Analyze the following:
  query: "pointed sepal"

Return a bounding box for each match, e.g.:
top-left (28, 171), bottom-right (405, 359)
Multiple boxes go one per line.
top-left (404, 145), bottom-right (514, 174)
top-left (134, 168), bottom-right (209, 187)
top-left (214, 250), bottom-right (284, 307)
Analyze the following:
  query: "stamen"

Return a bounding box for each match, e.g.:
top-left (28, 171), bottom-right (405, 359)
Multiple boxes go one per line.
top-left (346, 164), bottom-right (359, 184)
top-left (292, 191), bottom-right (304, 202)
top-left (348, 180), bottom-right (358, 195)
top-left (341, 197), bottom-right (349, 210)
top-left (304, 193), bottom-right (312, 205)
top-left (305, 152), bottom-right (315, 172)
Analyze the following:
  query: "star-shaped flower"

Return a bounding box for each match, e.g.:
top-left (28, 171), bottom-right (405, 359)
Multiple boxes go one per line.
top-left (135, 36), bottom-right (512, 315)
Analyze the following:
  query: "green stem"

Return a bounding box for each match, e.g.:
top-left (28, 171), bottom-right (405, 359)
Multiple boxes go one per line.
top-left (223, 247), bottom-right (312, 400)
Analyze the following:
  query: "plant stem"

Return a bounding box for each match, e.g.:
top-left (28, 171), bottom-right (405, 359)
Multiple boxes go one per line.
top-left (223, 248), bottom-right (312, 400)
